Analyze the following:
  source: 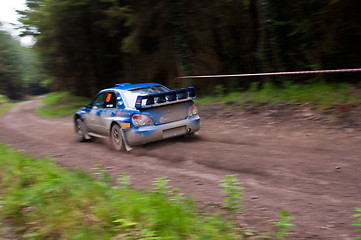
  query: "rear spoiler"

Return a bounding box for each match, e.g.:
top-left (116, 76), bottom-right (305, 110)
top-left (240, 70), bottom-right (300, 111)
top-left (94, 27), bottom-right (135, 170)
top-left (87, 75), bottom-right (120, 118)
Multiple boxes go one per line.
top-left (135, 87), bottom-right (196, 109)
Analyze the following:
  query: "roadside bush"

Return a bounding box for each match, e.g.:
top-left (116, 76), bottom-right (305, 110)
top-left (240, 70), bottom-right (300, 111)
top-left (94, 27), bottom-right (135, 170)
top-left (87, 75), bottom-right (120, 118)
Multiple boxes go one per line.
top-left (0, 95), bottom-right (10, 104)
top-left (220, 175), bottom-right (244, 213)
top-left (195, 81), bottom-right (359, 110)
top-left (0, 143), bottom-right (244, 240)
top-left (0, 95), bottom-right (16, 116)
top-left (352, 207), bottom-right (361, 240)
top-left (36, 92), bottom-right (89, 117)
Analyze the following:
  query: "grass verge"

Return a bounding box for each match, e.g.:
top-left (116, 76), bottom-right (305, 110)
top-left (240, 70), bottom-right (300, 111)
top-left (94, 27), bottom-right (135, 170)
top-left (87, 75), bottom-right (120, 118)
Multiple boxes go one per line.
top-left (0, 103), bottom-right (16, 116)
top-left (195, 82), bottom-right (361, 110)
top-left (0, 95), bottom-right (16, 116)
top-left (35, 83), bottom-right (361, 118)
top-left (0, 143), bottom-right (246, 240)
top-left (35, 92), bottom-right (89, 118)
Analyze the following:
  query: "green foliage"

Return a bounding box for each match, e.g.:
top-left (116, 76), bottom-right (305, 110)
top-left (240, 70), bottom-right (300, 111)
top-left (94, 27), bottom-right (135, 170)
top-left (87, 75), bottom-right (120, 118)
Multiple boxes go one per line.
top-left (15, 0), bottom-right (361, 96)
top-left (121, 35), bottom-right (139, 53)
top-left (352, 207), bottom-right (361, 240)
top-left (35, 92), bottom-right (89, 117)
top-left (273, 210), bottom-right (295, 240)
top-left (19, 0), bottom-right (134, 97)
top-left (152, 177), bottom-right (185, 203)
top-left (152, 176), bottom-right (172, 195)
top-left (0, 30), bottom-right (46, 99)
top-left (118, 174), bottom-right (131, 189)
top-left (13, 0), bottom-right (361, 97)
top-left (0, 95), bottom-right (17, 116)
top-left (215, 84), bottom-right (226, 97)
top-left (0, 103), bottom-right (16, 116)
top-left (196, 81), bottom-right (358, 110)
top-left (0, 31), bottom-right (25, 99)
top-left (0, 143), bottom-right (246, 239)
top-left (268, 0), bottom-right (361, 73)
top-left (251, 81), bottom-right (355, 108)
top-left (170, 1), bottom-right (193, 75)
top-left (0, 95), bottom-right (10, 104)
top-left (92, 164), bottom-right (113, 183)
top-left (219, 175), bottom-right (244, 212)
top-left (20, 47), bottom-right (49, 96)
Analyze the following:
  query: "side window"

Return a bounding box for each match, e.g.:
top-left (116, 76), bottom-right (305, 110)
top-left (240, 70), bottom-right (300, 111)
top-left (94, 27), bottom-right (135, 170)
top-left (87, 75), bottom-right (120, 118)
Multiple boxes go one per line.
top-left (92, 92), bottom-right (107, 108)
top-left (104, 92), bottom-right (117, 108)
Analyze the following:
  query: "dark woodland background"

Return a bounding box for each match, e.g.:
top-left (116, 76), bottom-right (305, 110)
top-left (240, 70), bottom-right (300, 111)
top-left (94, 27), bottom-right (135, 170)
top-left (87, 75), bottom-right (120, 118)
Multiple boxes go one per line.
top-left (1, 0), bottom-right (360, 99)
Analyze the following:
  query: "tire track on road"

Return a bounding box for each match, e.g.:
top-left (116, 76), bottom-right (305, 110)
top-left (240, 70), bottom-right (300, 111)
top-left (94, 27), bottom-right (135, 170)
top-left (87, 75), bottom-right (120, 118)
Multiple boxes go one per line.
top-left (1, 98), bottom-right (361, 239)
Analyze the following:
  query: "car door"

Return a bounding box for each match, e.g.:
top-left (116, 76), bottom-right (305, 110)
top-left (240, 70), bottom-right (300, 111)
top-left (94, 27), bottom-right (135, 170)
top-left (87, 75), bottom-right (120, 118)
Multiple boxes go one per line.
top-left (87, 92), bottom-right (107, 134)
top-left (97, 91), bottom-right (118, 135)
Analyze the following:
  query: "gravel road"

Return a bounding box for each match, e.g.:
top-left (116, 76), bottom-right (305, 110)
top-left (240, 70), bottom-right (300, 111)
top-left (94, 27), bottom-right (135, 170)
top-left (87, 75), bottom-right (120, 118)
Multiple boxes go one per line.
top-left (1, 98), bottom-right (361, 239)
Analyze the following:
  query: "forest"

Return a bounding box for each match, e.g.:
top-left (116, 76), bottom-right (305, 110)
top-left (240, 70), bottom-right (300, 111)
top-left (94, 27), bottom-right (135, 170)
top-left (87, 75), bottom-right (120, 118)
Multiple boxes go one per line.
top-left (1, 0), bottom-right (360, 99)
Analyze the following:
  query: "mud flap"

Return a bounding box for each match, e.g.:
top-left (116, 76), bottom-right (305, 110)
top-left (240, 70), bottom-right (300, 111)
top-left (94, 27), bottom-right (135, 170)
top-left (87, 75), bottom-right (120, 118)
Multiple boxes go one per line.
top-left (120, 129), bottom-right (133, 152)
top-left (84, 128), bottom-right (91, 140)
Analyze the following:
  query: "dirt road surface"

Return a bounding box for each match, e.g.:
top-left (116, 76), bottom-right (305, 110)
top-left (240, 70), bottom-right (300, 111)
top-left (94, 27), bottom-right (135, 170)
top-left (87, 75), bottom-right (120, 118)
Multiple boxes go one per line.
top-left (1, 98), bottom-right (361, 239)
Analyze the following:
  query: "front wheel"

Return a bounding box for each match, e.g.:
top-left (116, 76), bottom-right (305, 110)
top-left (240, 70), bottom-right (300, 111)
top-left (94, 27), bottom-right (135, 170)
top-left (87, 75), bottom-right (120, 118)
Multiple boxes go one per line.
top-left (110, 124), bottom-right (125, 151)
top-left (75, 118), bottom-right (89, 142)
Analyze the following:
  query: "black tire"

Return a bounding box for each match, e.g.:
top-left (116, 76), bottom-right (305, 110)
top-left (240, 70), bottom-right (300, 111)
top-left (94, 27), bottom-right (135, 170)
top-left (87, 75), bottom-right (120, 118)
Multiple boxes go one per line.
top-left (75, 118), bottom-right (89, 142)
top-left (110, 124), bottom-right (125, 151)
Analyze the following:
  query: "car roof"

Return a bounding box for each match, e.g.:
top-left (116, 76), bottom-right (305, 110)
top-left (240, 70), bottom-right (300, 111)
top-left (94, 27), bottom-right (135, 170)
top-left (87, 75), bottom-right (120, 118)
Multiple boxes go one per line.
top-left (111, 83), bottom-right (163, 91)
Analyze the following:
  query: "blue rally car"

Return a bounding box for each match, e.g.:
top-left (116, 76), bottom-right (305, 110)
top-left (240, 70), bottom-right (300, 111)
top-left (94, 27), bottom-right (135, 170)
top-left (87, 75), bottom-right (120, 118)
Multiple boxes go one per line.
top-left (74, 83), bottom-right (200, 151)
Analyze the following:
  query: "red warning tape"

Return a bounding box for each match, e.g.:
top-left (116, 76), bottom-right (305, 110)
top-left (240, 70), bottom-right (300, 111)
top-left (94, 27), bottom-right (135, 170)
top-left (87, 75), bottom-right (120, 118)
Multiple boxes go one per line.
top-left (177, 68), bottom-right (361, 79)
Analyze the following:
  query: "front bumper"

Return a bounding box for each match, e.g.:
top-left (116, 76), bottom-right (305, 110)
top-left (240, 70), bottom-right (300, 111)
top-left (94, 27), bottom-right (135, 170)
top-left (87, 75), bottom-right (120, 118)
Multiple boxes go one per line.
top-left (125, 116), bottom-right (200, 146)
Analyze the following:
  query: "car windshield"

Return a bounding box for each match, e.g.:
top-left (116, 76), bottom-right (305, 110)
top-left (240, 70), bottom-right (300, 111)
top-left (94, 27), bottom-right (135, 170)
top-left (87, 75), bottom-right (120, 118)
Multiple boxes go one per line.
top-left (122, 86), bottom-right (169, 108)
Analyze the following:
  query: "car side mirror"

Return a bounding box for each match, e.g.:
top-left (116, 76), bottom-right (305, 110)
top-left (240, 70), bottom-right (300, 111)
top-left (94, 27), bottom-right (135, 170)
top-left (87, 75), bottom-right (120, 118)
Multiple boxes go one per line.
top-left (94, 102), bottom-right (103, 109)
